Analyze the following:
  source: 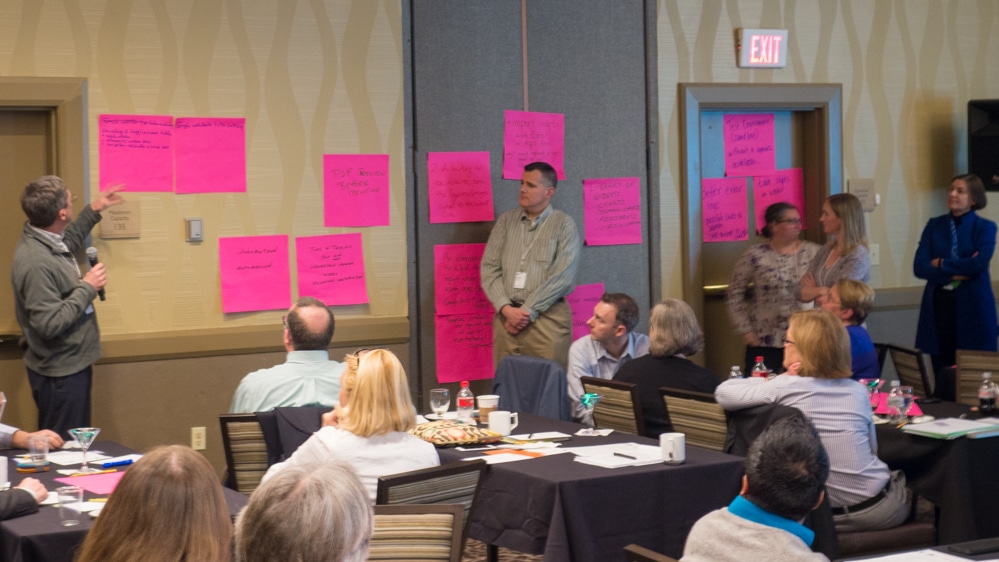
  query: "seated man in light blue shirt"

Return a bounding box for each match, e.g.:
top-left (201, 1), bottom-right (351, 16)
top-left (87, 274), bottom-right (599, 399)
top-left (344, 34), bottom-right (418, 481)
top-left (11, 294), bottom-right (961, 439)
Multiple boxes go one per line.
top-left (230, 297), bottom-right (345, 413)
top-left (567, 292), bottom-right (649, 424)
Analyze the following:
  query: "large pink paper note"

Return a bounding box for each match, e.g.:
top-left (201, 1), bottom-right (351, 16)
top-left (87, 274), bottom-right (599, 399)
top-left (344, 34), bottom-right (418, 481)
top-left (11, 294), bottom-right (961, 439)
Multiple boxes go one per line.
top-left (753, 168), bottom-right (805, 234)
top-left (435, 313), bottom-right (494, 383)
top-left (175, 117), bottom-right (246, 194)
top-left (324, 154), bottom-right (390, 227)
top-left (724, 113), bottom-right (776, 177)
top-left (566, 283), bottom-right (605, 341)
top-left (99, 114), bottom-right (173, 192)
top-left (702, 177), bottom-right (748, 242)
top-left (434, 244), bottom-right (492, 315)
top-left (503, 110), bottom-right (565, 180)
top-left (583, 177), bottom-right (642, 246)
top-left (428, 152), bottom-right (494, 223)
top-left (219, 235), bottom-right (291, 313)
top-left (295, 233), bottom-right (369, 306)
top-left (54, 471), bottom-right (126, 495)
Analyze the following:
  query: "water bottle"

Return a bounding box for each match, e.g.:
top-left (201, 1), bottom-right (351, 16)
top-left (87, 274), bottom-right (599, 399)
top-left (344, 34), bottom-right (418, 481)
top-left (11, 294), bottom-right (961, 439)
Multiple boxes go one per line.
top-left (729, 365), bottom-right (744, 380)
top-left (886, 380), bottom-right (903, 423)
top-left (751, 356), bottom-right (768, 378)
top-left (979, 372), bottom-right (997, 417)
top-left (456, 381), bottom-right (475, 422)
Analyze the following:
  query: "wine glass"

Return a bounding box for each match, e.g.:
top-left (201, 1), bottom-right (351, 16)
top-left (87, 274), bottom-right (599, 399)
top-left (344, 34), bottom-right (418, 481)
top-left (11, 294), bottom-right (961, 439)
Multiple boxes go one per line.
top-left (68, 427), bottom-right (101, 474)
top-left (898, 386), bottom-right (915, 420)
top-left (578, 393), bottom-right (603, 436)
top-left (859, 378), bottom-right (884, 409)
top-left (429, 388), bottom-right (450, 418)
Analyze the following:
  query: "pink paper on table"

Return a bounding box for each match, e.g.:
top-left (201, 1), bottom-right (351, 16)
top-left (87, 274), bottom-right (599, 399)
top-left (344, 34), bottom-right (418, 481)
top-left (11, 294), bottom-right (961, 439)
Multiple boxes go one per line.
top-left (428, 152), bottom-right (494, 223)
top-left (753, 169), bottom-right (805, 234)
top-left (724, 113), bottom-right (776, 177)
top-left (583, 177), bottom-right (642, 246)
top-left (54, 471), bottom-right (126, 495)
top-left (874, 392), bottom-right (924, 417)
top-left (175, 117), bottom-right (246, 194)
top-left (502, 110), bottom-right (565, 180)
top-left (295, 233), bottom-right (369, 306)
top-left (219, 235), bottom-right (291, 313)
top-left (435, 313), bottom-right (494, 383)
top-left (566, 283), bottom-right (605, 341)
top-left (324, 154), bottom-right (390, 227)
top-left (702, 177), bottom-right (749, 242)
top-left (434, 244), bottom-right (492, 315)
top-left (99, 114), bottom-right (173, 192)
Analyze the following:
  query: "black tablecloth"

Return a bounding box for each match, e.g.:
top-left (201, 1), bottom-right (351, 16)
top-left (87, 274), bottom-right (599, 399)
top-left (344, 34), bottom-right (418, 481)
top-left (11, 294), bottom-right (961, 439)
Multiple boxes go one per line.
top-left (0, 441), bottom-right (248, 562)
top-left (438, 414), bottom-right (745, 561)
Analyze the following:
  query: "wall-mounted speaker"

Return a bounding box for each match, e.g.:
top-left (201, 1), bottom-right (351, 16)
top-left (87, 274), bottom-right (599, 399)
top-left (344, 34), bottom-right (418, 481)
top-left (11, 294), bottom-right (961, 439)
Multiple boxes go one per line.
top-left (969, 100), bottom-right (999, 191)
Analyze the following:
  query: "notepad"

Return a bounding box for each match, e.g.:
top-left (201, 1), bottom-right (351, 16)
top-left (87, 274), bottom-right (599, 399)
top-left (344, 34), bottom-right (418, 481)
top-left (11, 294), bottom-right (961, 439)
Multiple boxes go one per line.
top-left (570, 443), bottom-right (663, 468)
top-left (901, 418), bottom-right (999, 440)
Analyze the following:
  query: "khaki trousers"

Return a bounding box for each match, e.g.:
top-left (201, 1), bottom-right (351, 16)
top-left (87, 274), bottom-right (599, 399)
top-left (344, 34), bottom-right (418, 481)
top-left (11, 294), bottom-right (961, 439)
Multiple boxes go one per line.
top-left (493, 300), bottom-right (572, 371)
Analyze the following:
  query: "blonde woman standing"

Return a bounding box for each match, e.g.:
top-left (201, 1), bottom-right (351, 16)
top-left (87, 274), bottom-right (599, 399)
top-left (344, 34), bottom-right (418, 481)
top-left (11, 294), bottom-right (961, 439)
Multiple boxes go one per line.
top-left (795, 193), bottom-right (870, 305)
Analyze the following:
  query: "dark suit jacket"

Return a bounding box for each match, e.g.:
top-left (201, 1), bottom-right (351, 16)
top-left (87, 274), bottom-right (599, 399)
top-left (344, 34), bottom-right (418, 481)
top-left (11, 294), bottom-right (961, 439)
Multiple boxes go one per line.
top-left (614, 354), bottom-right (720, 438)
top-left (0, 489), bottom-right (39, 521)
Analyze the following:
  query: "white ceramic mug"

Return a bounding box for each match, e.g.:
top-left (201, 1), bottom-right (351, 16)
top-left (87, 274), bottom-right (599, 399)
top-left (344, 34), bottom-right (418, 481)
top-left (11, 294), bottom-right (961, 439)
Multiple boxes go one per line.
top-left (660, 432), bottom-right (686, 464)
top-left (488, 410), bottom-right (519, 436)
top-left (477, 394), bottom-right (500, 421)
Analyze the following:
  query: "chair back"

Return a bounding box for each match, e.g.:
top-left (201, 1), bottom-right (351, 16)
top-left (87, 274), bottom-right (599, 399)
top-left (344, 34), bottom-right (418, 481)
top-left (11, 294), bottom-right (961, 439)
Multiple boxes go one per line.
top-left (723, 403), bottom-right (806, 456)
top-left (873, 342), bottom-right (889, 376)
top-left (376, 459), bottom-right (487, 549)
top-left (580, 376), bottom-right (645, 435)
top-left (956, 349), bottom-right (999, 406)
top-left (369, 504), bottom-right (464, 562)
top-left (492, 355), bottom-right (570, 420)
top-left (887, 344), bottom-right (934, 398)
top-left (624, 543), bottom-right (678, 562)
top-left (219, 414), bottom-right (268, 495)
top-left (659, 387), bottom-right (726, 451)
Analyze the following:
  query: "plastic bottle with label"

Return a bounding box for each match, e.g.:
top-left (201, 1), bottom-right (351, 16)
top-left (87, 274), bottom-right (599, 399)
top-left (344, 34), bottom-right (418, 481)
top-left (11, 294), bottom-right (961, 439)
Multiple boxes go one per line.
top-left (751, 356), bottom-right (769, 378)
top-left (886, 380), bottom-right (903, 423)
top-left (728, 365), bottom-right (744, 380)
top-left (456, 381), bottom-right (475, 422)
top-left (979, 372), bottom-right (996, 417)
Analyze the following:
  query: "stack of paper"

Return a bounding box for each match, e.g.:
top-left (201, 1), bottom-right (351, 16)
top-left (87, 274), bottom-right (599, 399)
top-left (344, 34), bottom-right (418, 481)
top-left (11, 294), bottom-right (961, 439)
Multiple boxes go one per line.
top-left (570, 443), bottom-right (663, 468)
top-left (901, 418), bottom-right (999, 440)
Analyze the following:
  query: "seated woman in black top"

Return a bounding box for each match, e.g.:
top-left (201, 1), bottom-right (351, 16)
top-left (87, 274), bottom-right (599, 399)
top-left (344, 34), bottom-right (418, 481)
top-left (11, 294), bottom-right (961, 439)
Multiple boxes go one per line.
top-left (614, 298), bottom-right (721, 438)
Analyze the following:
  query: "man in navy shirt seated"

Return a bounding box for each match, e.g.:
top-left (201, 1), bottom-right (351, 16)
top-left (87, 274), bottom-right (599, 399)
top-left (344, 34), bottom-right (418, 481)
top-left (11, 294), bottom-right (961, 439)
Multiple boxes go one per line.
top-left (821, 279), bottom-right (879, 381)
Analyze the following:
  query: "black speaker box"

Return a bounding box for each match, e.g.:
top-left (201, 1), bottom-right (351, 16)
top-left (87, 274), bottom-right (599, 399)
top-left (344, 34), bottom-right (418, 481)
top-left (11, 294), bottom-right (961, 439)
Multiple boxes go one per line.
top-left (969, 100), bottom-right (999, 191)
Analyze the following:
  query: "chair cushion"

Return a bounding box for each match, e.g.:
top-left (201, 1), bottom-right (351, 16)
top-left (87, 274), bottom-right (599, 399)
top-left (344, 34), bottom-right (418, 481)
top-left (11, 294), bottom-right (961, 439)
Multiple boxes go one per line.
top-left (837, 521), bottom-right (936, 557)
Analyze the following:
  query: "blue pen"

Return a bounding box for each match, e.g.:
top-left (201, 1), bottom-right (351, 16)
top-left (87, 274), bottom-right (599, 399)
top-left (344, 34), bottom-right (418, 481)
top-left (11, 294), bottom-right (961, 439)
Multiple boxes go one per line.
top-left (102, 459), bottom-right (135, 468)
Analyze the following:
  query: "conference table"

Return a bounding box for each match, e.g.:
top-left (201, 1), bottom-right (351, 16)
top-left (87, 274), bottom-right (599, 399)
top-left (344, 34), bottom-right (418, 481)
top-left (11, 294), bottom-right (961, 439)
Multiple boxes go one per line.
top-left (0, 441), bottom-right (248, 562)
top-left (438, 414), bottom-right (745, 561)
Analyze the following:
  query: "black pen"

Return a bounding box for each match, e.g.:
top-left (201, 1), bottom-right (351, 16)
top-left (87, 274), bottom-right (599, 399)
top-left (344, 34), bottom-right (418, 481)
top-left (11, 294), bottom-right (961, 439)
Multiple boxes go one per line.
top-left (613, 452), bottom-right (638, 460)
top-left (527, 433), bottom-right (533, 440)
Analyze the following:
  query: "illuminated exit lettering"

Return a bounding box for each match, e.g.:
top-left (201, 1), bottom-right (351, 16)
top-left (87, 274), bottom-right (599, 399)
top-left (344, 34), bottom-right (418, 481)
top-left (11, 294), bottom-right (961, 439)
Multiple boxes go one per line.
top-left (737, 28), bottom-right (789, 68)
top-left (750, 35), bottom-right (782, 64)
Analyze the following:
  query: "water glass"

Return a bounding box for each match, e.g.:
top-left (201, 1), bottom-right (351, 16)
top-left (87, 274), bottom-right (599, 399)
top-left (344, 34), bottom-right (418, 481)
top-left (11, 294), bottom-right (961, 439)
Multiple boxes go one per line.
top-left (57, 486), bottom-right (84, 526)
top-left (899, 385), bottom-right (915, 418)
top-left (429, 388), bottom-right (450, 417)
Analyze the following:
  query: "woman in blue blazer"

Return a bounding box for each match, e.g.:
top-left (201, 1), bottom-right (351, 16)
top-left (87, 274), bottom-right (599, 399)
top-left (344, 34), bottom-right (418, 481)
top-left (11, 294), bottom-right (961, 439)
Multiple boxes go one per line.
top-left (914, 173), bottom-right (998, 391)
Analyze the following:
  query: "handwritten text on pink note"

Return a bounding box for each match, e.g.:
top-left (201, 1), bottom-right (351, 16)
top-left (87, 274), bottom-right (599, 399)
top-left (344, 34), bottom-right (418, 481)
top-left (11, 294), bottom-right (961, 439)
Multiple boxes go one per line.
top-left (175, 118), bottom-right (246, 194)
top-left (99, 114), bottom-right (173, 192)
top-left (434, 244), bottom-right (492, 316)
top-left (324, 154), bottom-right (390, 227)
top-left (702, 177), bottom-right (749, 242)
top-left (724, 113), bottom-right (776, 177)
top-left (503, 110), bottom-right (566, 180)
top-left (296, 233), bottom-right (369, 306)
top-left (435, 313), bottom-right (495, 383)
top-left (566, 283), bottom-right (606, 341)
top-left (219, 235), bottom-right (291, 313)
top-left (428, 152), bottom-right (494, 223)
top-left (753, 168), bottom-right (805, 234)
top-left (54, 471), bottom-right (126, 495)
top-left (583, 177), bottom-right (642, 246)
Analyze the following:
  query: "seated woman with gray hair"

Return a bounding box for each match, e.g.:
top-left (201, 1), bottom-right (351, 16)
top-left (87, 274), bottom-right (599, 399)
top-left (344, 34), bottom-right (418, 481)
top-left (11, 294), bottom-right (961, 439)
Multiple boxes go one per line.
top-left (614, 298), bottom-right (721, 438)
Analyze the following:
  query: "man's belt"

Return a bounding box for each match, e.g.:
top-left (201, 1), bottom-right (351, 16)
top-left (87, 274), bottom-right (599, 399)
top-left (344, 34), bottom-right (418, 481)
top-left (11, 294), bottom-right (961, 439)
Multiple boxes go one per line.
top-left (830, 481), bottom-right (890, 515)
top-left (507, 298), bottom-right (565, 309)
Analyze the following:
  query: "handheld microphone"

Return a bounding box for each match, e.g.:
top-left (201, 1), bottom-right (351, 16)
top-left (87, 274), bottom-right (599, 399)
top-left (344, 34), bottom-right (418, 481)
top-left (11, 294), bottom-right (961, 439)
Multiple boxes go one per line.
top-left (85, 247), bottom-right (106, 301)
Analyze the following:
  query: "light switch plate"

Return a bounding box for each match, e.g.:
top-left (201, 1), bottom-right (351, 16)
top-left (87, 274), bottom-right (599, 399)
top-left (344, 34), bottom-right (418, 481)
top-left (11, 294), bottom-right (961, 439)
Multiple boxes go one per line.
top-left (185, 218), bottom-right (203, 242)
top-left (869, 243), bottom-right (880, 266)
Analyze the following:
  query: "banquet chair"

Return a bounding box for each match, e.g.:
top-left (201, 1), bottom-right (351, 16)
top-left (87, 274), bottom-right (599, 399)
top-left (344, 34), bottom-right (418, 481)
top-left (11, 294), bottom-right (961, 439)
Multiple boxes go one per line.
top-left (835, 493), bottom-right (938, 558)
top-left (368, 504), bottom-right (464, 562)
top-left (492, 355), bottom-right (571, 421)
top-left (219, 414), bottom-right (268, 495)
top-left (873, 342), bottom-right (889, 376)
top-left (887, 344), bottom-right (934, 398)
top-left (376, 459), bottom-right (487, 549)
top-left (659, 388), bottom-right (727, 452)
top-left (623, 544), bottom-right (677, 562)
top-left (955, 349), bottom-right (999, 406)
top-left (580, 376), bottom-right (645, 435)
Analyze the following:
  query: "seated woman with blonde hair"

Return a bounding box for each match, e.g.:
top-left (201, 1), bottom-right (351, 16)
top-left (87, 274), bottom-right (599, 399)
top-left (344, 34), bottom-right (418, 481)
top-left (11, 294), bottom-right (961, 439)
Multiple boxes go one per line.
top-left (75, 445), bottom-right (233, 562)
top-left (262, 348), bottom-right (439, 501)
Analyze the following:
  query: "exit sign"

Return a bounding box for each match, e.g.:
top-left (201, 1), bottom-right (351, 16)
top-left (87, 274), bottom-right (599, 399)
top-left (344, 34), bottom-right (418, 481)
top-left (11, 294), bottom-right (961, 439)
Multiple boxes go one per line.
top-left (737, 28), bottom-right (789, 68)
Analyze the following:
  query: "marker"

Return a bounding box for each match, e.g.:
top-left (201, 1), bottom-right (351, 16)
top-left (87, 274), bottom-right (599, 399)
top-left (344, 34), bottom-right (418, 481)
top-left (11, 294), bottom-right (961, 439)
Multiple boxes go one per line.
top-left (70, 469), bottom-right (116, 477)
top-left (613, 452), bottom-right (638, 460)
top-left (101, 459), bottom-right (135, 468)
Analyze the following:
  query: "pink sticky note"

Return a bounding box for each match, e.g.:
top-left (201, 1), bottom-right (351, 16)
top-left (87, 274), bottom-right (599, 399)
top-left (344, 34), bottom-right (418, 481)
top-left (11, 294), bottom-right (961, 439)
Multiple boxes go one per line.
top-left (702, 177), bottom-right (749, 242)
top-left (54, 471), bottom-right (126, 495)
top-left (724, 113), bottom-right (776, 177)
top-left (566, 283), bottom-right (605, 341)
top-left (753, 169), bottom-right (805, 234)
top-left (434, 244), bottom-right (493, 315)
top-left (323, 154), bottom-right (390, 227)
top-left (428, 152), bottom-right (494, 223)
top-left (295, 234), bottom-right (369, 306)
top-left (435, 313), bottom-right (495, 383)
top-left (219, 235), bottom-right (291, 313)
top-left (502, 110), bottom-right (565, 180)
top-left (175, 118), bottom-right (246, 194)
top-left (583, 177), bottom-right (642, 246)
top-left (99, 114), bottom-right (173, 192)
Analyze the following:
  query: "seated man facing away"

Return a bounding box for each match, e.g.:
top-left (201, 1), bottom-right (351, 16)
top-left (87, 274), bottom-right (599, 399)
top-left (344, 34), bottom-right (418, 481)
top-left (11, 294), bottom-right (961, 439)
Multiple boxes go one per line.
top-left (0, 423), bottom-right (64, 520)
top-left (681, 416), bottom-right (831, 562)
top-left (567, 292), bottom-right (649, 424)
top-left (230, 296), bottom-right (345, 413)
top-left (820, 279), bottom-right (879, 381)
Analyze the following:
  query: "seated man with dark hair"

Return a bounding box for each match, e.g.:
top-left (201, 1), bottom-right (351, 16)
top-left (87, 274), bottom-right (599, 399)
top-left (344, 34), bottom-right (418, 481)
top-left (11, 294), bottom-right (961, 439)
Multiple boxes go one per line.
top-left (681, 416), bottom-right (831, 562)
